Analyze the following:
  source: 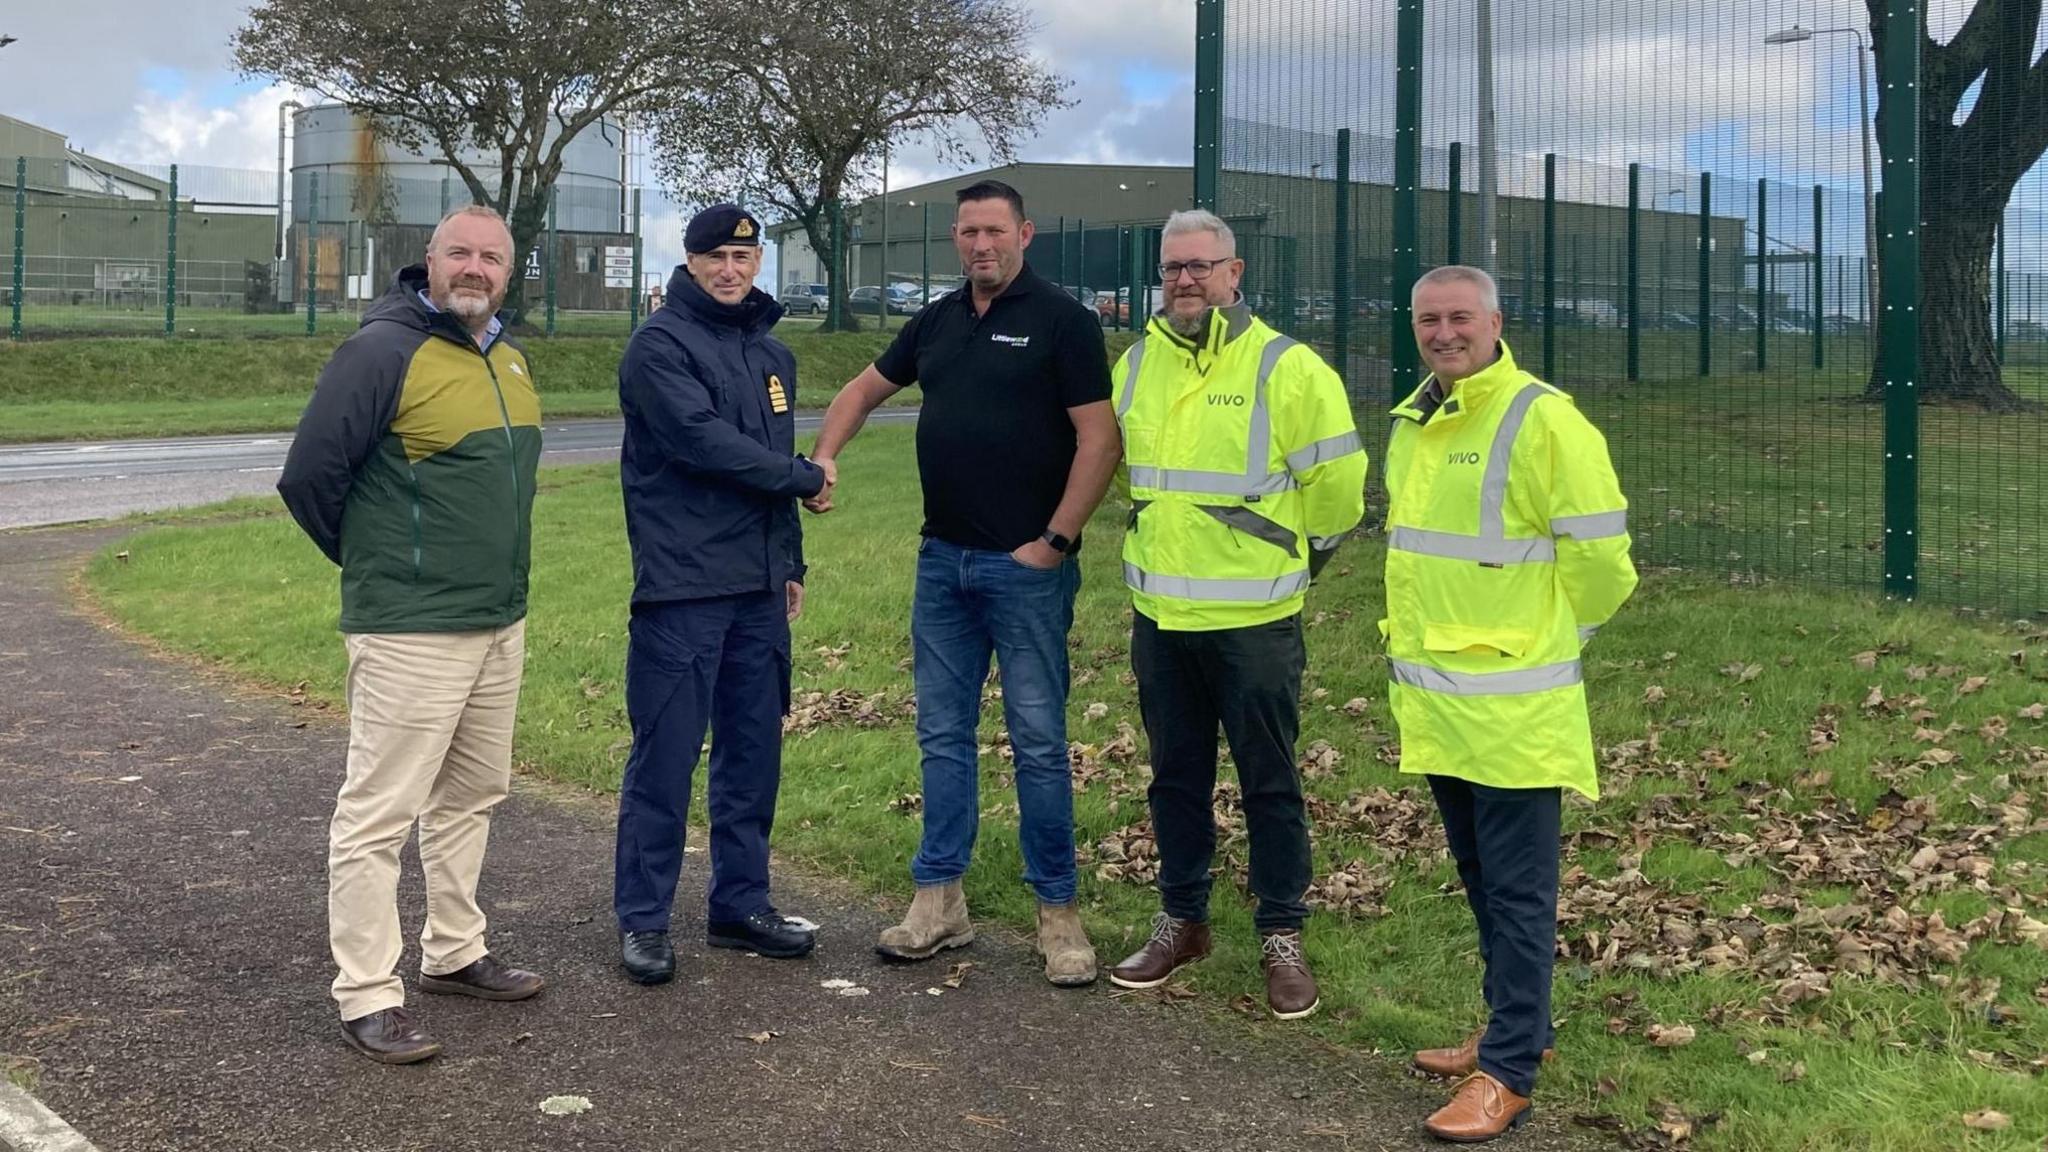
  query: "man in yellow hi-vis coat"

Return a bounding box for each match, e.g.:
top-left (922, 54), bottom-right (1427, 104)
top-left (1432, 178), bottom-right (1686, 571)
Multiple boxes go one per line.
top-left (1104, 210), bottom-right (1367, 1020)
top-left (1385, 266), bottom-right (1637, 1142)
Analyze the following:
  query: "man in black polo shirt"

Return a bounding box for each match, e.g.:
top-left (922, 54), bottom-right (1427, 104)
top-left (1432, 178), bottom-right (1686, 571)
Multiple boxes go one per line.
top-left (811, 180), bottom-right (1121, 987)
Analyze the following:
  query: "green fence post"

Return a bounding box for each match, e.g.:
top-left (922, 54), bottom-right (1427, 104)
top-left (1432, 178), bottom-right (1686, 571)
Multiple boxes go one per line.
top-left (827, 199), bottom-right (842, 331)
top-left (1542, 153), bottom-right (1556, 380)
top-left (164, 164), bottom-right (179, 336)
top-left (11, 156), bottom-right (23, 341)
top-left (1879, 0), bottom-right (1921, 600)
top-left (306, 172), bottom-right (319, 336)
top-left (1077, 218), bottom-right (1087, 296)
top-left (921, 201), bottom-right (931, 306)
top-left (1193, 0), bottom-right (1223, 210)
top-left (1697, 171), bottom-right (1711, 377)
top-left (1813, 184), bottom-right (1824, 369)
top-left (629, 188), bottom-right (642, 331)
top-left (1057, 215), bottom-right (1067, 289)
top-left (1627, 163), bottom-right (1640, 381)
top-left (1391, 0), bottom-right (1422, 401)
top-left (439, 175), bottom-right (451, 218)
top-left (1755, 178), bottom-right (1768, 373)
top-left (1334, 128), bottom-right (1353, 383)
top-left (1447, 142), bottom-right (1463, 266)
top-left (544, 193), bottom-right (557, 336)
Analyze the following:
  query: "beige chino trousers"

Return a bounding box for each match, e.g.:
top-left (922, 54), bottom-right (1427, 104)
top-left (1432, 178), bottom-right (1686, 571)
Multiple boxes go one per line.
top-left (328, 620), bottom-right (525, 1021)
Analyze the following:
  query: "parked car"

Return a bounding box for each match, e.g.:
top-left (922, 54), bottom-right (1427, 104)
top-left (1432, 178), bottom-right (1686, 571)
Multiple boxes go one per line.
top-left (848, 285), bottom-right (923, 316)
top-left (779, 282), bottom-right (828, 314)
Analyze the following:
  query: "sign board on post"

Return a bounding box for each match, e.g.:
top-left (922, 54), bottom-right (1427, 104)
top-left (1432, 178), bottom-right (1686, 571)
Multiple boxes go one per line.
top-left (604, 245), bottom-right (634, 287)
top-left (525, 248), bottom-right (542, 281)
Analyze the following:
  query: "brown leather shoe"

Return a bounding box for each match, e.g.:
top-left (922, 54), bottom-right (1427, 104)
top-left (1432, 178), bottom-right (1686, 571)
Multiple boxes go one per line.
top-left (339, 1006), bottom-right (441, 1065)
top-left (1425, 1072), bottom-right (1530, 1142)
top-left (1108, 913), bottom-right (1213, 990)
top-left (1413, 1029), bottom-right (1557, 1078)
top-left (420, 953), bottom-right (544, 1002)
top-left (1260, 930), bottom-right (1319, 1020)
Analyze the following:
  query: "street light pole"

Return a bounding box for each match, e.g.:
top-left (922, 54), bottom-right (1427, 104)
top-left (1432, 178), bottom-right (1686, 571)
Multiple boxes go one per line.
top-left (1764, 24), bottom-right (1879, 328)
top-left (1475, 0), bottom-right (1498, 273)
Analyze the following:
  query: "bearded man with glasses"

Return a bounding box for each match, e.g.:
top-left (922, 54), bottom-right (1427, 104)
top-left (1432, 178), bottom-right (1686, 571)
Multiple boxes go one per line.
top-left (1102, 210), bottom-right (1367, 1018)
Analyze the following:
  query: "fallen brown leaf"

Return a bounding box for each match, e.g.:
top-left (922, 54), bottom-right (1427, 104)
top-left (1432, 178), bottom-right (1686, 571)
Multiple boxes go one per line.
top-left (943, 961), bottom-right (975, 989)
top-left (1958, 676), bottom-right (1990, 697)
top-left (1646, 1022), bottom-right (1697, 1048)
top-left (1961, 1109), bottom-right (2010, 1131)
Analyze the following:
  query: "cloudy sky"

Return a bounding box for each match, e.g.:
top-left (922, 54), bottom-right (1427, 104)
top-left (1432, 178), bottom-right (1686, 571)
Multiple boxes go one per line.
top-left (2, 0), bottom-right (2040, 280)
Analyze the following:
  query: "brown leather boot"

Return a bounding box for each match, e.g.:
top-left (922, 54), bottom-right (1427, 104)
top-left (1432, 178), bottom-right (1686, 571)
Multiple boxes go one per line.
top-left (1108, 913), bottom-right (1212, 990)
top-left (1259, 930), bottom-right (1319, 1020)
top-left (1412, 1029), bottom-right (1557, 1078)
top-left (339, 1006), bottom-right (441, 1065)
top-left (1424, 1072), bottom-right (1531, 1143)
top-left (420, 953), bottom-right (545, 1002)
top-left (875, 881), bottom-right (974, 961)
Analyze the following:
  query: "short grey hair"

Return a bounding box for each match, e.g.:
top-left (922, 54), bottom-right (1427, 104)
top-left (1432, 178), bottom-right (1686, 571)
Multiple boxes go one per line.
top-left (1161, 209), bottom-right (1236, 257)
top-left (1412, 265), bottom-right (1500, 313)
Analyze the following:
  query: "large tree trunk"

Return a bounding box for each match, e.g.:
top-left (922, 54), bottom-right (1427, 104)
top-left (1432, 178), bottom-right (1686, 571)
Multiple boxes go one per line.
top-left (500, 192), bottom-right (549, 331)
top-left (810, 211), bottom-right (862, 334)
top-left (1862, 203), bottom-right (2024, 410)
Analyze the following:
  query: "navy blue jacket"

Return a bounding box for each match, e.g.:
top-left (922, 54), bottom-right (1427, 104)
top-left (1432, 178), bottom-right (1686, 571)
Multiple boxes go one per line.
top-left (619, 266), bottom-right (826, 604)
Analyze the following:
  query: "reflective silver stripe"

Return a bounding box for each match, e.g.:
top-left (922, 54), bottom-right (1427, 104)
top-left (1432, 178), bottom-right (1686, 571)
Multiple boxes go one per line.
top-left (1128, 465), bottom-right (1298, 496)
top-left (1550, 509), bottom-right (1629, 540)
top-left (1478, 383), bottom-right (1549, 539)
top-left (1245, 336), bottom-right (1297, 486)
top-left (1285, 429), bottom-right (1365, 473)
top-left (1116, 337), bottom-right (1147, 420)
top-left (1124, 561), bottom-right (1312, 602)
top-left (1309, 534), bottom-right (1346, 551)
top-left (1201, 504), bottom-right (1300, 557)
top-left (1577, 625), bottom-right (1599, 644)
top-left (1388, 658), bottom-right (1583, 696)
top-left (1388, 526), bottom-right (1555, 564)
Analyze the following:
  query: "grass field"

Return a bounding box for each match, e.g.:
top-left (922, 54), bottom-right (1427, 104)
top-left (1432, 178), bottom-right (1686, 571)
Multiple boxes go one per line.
top-left (82, 426), bottom-right (2048, 1151)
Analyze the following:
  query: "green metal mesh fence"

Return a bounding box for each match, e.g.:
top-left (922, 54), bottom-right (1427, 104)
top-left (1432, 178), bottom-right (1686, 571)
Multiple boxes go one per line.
top-left (3, 160), bottom-right (649, 339)
top-left (1210, 0), bottom-right (2047, 618)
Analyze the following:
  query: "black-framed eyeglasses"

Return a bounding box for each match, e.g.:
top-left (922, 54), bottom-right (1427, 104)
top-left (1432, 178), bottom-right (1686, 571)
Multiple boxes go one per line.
top-left (1158, 260), bottom-right (1225, 282)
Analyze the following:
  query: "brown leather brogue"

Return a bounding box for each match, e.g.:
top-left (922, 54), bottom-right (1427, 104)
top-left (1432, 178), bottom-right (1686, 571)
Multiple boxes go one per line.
top-left (1260, 930), bottom-right (1319, 1020)
top-left (1424, 1072), bottom-right (1530, 1143)
top-left (1412, 1029), bottom-right (1556, 1078)
top-left (339, 1006), bottom-right (441, 1065)
top-left (1107, 913), bottom-right (1212, 989)
top-left (420, 953), bottom-right (545, 1002)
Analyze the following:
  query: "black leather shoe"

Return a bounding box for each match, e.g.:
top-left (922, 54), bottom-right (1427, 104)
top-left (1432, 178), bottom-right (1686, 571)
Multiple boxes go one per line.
top-left (707, 911), bottom-right (816, 959)
top-left (421, 953), bottom-right (544, 1001)
top-left (621, 929), bottom-right (675, 985)
top-left (339, 1006), bottom-right (441, 1065)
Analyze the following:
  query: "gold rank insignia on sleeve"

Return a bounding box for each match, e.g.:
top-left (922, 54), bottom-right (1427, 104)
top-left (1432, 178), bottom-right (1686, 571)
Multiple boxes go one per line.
top-left (766, 373), bottom-right (789, 414)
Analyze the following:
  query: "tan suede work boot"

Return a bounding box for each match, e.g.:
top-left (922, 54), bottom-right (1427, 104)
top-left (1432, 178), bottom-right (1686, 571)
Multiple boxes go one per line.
top-left (874, 881), bottom-right (974, 961)
top-left (1035, 901), bottom-right (1098, 987)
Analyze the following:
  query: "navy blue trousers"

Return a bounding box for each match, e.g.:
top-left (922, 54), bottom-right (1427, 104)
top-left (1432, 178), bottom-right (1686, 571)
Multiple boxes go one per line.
top-left (614, 590), bottom-right (790, 932)
top-left (1426, 775), bottom-right (1561, 1098)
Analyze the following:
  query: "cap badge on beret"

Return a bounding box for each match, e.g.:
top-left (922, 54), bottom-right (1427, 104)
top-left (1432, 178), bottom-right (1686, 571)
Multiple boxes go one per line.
top-left (734, 217), bottom-right (755, 239)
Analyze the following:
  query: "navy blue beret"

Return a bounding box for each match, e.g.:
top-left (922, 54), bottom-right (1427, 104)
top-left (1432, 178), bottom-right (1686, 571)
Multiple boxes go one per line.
top-left (686, 203), bottom-right (762, 253)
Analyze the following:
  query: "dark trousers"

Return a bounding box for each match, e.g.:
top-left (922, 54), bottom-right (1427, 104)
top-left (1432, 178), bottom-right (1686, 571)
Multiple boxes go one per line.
top-left (1131, 611), bottom-right (1310, 934)
top-left (614, 590), bottom-right (790, 932)
top-left (1426, 774), bottom-right (1561, 1097)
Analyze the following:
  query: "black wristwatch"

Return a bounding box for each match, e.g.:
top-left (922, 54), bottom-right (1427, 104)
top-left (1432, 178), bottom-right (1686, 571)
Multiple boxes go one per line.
top-left (1041, 529), bottom-right (1076, 554)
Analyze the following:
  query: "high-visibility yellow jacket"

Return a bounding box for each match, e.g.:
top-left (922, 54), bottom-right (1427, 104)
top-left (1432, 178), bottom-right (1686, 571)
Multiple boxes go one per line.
top-left (1381, 341), bottom-right (1636, 798)
top-left (1112, 303), bottom-right (1368, 631)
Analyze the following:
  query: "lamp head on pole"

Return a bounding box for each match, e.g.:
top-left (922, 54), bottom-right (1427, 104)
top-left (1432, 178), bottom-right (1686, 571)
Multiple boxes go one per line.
top-left (1763, 25), bottom-right (1814, 45)
top-left (0, 34), bottom-right (18, 49)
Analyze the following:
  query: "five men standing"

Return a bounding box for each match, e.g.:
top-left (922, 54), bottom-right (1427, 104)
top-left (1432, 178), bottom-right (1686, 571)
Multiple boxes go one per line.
top-left (1102, 210), bottom-right (1366, 1019)
top-left (284, 189), bottom-right (1636, 1144)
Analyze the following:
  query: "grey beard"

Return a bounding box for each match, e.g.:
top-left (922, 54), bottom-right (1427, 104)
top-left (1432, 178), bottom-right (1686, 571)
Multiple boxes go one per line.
top-left (441, 289), bottom-right (496, 323)
top-left (1164, 307), bottom-right (1209, 339)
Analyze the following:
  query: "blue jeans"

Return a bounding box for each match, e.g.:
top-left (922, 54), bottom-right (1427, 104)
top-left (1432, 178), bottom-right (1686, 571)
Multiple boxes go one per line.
top-left (909, 536), bottom-right (1080, 905)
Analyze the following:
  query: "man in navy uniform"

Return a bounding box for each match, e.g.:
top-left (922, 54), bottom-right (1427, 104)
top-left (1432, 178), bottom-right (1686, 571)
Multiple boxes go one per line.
top-left (613, 203), bottom-right (833, 984)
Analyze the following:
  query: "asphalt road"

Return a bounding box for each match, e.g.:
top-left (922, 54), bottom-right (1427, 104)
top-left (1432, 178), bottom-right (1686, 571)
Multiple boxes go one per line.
top-left (0, 410), bottom-right (917, 531)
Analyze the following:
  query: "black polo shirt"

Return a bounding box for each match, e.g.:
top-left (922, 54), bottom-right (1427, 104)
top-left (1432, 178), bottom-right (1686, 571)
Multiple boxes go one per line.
top-left (874, 263), bottom-right (1111, 552)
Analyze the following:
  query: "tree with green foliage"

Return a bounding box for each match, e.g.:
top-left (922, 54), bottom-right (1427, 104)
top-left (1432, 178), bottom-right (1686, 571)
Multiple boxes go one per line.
top-left (646, 0), bottom-right (1068, 332)
top-left (234, 0), bottom-right (695, 325)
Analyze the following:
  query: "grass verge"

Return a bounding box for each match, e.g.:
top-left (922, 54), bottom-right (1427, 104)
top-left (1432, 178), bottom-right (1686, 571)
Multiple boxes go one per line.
top-left (79, 425), bottom-right (2048, 1150)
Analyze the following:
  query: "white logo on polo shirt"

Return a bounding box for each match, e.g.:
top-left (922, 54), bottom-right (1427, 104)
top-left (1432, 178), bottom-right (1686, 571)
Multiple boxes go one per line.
top-left (990, 334), bottom-right (1031, 347)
